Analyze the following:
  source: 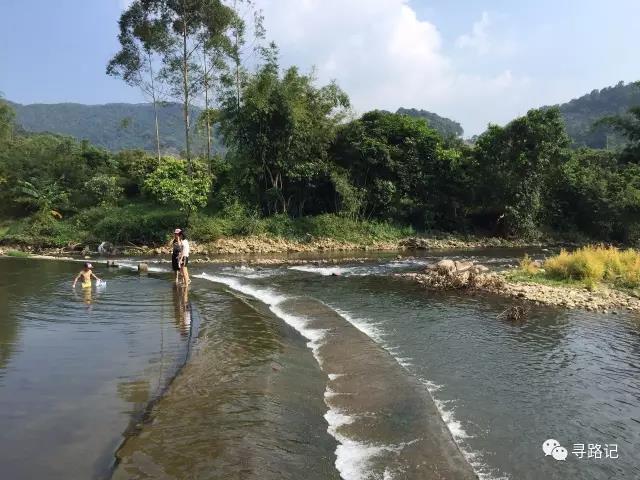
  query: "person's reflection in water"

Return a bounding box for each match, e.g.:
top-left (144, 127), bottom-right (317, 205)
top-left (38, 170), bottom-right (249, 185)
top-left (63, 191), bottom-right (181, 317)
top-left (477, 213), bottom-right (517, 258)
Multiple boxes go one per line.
top-left (73, 286), bottom-right (94, 311)
top-left (173, 284), bottom-right (192, 337)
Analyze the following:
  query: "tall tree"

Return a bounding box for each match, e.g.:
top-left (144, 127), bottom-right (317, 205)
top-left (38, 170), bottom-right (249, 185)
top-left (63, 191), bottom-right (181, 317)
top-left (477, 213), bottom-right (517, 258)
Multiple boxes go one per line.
top-left (153, 0), bottom-right (235, 168)
top-left (107, 2), bottom-right (168, 161)
top-left (112, 1), bottom-right (236, 169)
top-left (474, 108), bottom-right (570, 237)
top-left (226, 0), bottom-right (265, 111)
top-left (0, 97), bottom-right (15, 143)
top-left (219, 49), bottom-right (350, 215)
top-left (198, 23), bottom-right (231, 165)
top-left (332, 110), bottom-right (458, 226)
top-left (599, 104), bottom-right (640, 163)
top-left (199, 0), bottom-right (263, 166)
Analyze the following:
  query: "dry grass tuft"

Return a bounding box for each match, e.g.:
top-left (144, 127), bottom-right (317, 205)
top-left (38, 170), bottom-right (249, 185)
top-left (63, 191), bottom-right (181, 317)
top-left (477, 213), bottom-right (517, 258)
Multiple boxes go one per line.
top-left (519, 254), bottom-right (540, 275)
top-left (543, 245), bottom-right (640, 288)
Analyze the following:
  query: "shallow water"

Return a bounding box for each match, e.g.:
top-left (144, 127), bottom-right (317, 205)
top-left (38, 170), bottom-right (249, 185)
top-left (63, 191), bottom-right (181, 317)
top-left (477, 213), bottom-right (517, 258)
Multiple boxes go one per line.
top-left (189, 255), bottom-right (640, 480)
top-left (0, 257), bottom-right (196, 479)
top-left (1, 252), bottom-right (639, 480)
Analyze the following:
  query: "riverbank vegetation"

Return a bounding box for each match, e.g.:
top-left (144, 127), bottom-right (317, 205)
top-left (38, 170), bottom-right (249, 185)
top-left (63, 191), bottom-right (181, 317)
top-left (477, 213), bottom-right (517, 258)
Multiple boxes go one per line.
top-left (1, 1), bottom-right (640, 251)
top-left (510, 246), bottom-right (640, 291)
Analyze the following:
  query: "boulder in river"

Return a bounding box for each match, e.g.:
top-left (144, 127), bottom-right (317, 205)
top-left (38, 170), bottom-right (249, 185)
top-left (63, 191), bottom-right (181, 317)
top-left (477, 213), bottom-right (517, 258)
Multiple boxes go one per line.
top-left (418, 259), bottom-right (503, 290)
top-left (98, 241), bottom-right (118, 256)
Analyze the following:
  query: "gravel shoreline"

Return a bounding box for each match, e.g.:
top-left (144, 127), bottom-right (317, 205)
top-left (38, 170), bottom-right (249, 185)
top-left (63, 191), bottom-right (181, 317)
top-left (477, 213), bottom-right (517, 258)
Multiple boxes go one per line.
top-left (400, 265), bottom-right (640, 314)
top-left (0, 234), bottom-right (558, 258)
top-left (488, 279), bottom-right (640, 313)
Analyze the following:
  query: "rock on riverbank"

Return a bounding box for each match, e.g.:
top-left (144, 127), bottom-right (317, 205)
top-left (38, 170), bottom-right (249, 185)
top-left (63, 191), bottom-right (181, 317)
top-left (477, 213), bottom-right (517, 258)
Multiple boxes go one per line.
top-left (401, 259), bottom-right (504, 290)
top-left (400, 259), bottom-right (640, 314)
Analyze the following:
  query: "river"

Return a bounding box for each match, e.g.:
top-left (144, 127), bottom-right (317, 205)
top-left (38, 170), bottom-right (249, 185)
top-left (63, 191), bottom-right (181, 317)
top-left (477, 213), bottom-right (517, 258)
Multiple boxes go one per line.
top-left (0, 252), bottom-right (638, 479)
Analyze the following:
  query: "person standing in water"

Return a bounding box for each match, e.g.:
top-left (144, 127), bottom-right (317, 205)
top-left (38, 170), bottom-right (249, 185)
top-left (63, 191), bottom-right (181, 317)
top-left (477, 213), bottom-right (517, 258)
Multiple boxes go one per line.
top-left (172, 229), bottom-right (183, 284)
top-left (72, 262), bottom-right (101, 289)
top-left (178, 230), bottom-right (191, 285)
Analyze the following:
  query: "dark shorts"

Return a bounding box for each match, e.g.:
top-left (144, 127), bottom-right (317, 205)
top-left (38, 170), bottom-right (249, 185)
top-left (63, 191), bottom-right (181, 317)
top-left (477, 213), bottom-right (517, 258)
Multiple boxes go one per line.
top-left (173, 256), bottom-right (189, 271)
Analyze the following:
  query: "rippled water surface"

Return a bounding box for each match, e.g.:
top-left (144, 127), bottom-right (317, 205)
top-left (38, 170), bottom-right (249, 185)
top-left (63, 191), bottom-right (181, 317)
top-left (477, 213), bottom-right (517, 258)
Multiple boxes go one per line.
top-left (1, 251), bottom-right (639, 480)
top-left (0, 257), bottom-right (196, 479)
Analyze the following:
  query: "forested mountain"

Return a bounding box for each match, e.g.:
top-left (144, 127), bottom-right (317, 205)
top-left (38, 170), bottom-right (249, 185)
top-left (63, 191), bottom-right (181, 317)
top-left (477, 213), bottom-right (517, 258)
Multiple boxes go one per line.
top-left (10, 101), bottom-right (464, 152)
top-left (550, 81), bottom-right (640, 149)
top-left (396, 108), bottom-right (464, 138)
top-left (8, 80), bottom-right (640, 153)
top-left (8, 101), bottom-right (206, 153)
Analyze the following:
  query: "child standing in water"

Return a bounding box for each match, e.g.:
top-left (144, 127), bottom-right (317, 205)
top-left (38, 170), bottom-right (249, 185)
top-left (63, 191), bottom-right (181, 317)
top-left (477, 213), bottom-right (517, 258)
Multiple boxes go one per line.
top-left (72, 263), bottom-right (101, 289)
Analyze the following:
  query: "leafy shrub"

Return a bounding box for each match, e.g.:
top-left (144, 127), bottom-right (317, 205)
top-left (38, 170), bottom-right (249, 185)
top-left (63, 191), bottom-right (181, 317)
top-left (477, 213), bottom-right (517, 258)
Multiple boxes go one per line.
top-left (84, 204), bottom-right (183, 244)
top-left (143, 157), bottom-right (212, 215)
top-left (187, 214), bottom-right (228, 241)
top-left (1, 213), bottom-right (79, 247)
top-left (6, 250), bottom-right (30, 257)
top-left (84, 174), bottom-right (123, 206)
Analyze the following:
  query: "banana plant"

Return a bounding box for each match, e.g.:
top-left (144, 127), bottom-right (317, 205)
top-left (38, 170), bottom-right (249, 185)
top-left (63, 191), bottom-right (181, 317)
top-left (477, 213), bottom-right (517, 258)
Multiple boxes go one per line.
top-left (16, 179), bottom-right (69, 219)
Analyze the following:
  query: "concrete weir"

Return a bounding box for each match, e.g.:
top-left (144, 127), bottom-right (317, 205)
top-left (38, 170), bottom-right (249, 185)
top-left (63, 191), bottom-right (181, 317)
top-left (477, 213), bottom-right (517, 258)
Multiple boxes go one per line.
top-left (280, 297), bottom-right (478, 480)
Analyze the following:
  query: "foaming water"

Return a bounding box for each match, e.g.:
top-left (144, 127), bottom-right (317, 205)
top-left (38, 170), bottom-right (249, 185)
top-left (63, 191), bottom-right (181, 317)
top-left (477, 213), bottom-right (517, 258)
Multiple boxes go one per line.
top-left (115, 260), bottom-right (169, 273)
top-left (326, 305), bottom-right (490, 476)
top-left (4, 250), bottom-right (638, 480)
top-left (220, 264), bottom-right (284, 279)
top-left (195, 272), bottom-right (476, 480)
top-left (325, 305), bottom-right (499, 479)
top-left (195, 273), bottom-right (327, 362)
top-left (194, 273), bottom-right (375, 479)
top-left (114, 278), bottom-right (338, 480)
top-left (268, 270), bottom-right (640, 480)
top-left (289, 259), bottom-right (430, 278)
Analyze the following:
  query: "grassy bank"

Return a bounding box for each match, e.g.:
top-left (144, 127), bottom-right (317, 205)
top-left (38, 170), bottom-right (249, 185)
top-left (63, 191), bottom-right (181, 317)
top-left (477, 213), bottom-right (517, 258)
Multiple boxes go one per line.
top-left (509, 246), bottom-right (640, 292)
top-left (0, 204), bottom-right (415, 249)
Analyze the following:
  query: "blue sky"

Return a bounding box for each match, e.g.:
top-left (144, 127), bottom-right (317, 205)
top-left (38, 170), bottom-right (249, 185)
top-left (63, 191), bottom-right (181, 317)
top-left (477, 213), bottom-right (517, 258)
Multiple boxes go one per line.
top-left (1, 0), bottom-right (639, 135)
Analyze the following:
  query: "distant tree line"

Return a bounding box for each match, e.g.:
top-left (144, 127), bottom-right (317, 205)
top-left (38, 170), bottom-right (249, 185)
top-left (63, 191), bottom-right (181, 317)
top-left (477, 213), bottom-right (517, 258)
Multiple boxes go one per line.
top-left (0, 0), bottom-right (639, 246)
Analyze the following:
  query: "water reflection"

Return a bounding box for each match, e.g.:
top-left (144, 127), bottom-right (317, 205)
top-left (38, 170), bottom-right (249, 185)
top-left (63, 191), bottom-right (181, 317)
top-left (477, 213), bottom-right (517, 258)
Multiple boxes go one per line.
top-left (113, 284), bottom-right (336, 480)
top-left (0, 259), bottom-right (194, 480)
top-left (173, 284), bottom-right (192, 337)
top-left (117, 380), bottom-right (151, 414)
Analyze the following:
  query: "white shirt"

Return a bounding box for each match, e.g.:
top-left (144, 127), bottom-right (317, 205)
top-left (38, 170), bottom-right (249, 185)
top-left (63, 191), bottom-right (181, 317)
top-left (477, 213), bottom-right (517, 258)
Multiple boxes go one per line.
top-left (181, 239), bottom-right (190, 258)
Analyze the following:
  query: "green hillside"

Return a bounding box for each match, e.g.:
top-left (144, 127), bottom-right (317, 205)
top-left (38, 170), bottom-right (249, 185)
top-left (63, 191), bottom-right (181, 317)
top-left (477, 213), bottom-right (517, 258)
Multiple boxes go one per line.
top-left (8, 80), bottom-right (640, 152)
top-left (396, 107), bottom-right (464, 138)
top-left (9, 101), bottom-right (207, 154)
top-left (551, 80), bottom-right (640, 149)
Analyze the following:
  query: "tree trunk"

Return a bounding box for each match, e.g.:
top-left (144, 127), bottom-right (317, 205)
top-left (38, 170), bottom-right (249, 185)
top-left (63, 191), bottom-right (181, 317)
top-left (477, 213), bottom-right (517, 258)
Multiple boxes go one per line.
top-left (202, 48), bottom-right (212, 170)
top-left (147, 51), bottom-right (161, 162)
top-left (233, 0), bottom-right (241, 111)
top-left (182, 21), bottom-right (192, 172)
top-left (235, 59), bottom-right (241, 111)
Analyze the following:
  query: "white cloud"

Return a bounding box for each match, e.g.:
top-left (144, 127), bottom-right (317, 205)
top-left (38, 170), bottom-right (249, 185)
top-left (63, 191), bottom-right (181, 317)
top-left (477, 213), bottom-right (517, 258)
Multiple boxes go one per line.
top-left (456, 11), bottom-right (492, 55)
top-left (255, 0), bottom-right (530, 135)
top-left (456, 12), bottom-right (517, 57)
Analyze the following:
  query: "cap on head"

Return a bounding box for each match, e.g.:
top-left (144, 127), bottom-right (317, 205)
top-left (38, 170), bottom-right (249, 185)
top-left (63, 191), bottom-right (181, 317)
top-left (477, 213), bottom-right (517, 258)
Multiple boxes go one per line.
top-left (174, 228), bottom-right (182, 234)
top-left (84, 262), bottom-right (93, 269)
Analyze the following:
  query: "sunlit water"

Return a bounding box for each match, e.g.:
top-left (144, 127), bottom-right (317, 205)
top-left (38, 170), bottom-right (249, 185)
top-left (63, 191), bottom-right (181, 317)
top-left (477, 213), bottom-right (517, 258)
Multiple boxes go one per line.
top-left (0, 257), bottom-right (197, 479)
top-left (1, 251), bottom-right (639, 480)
